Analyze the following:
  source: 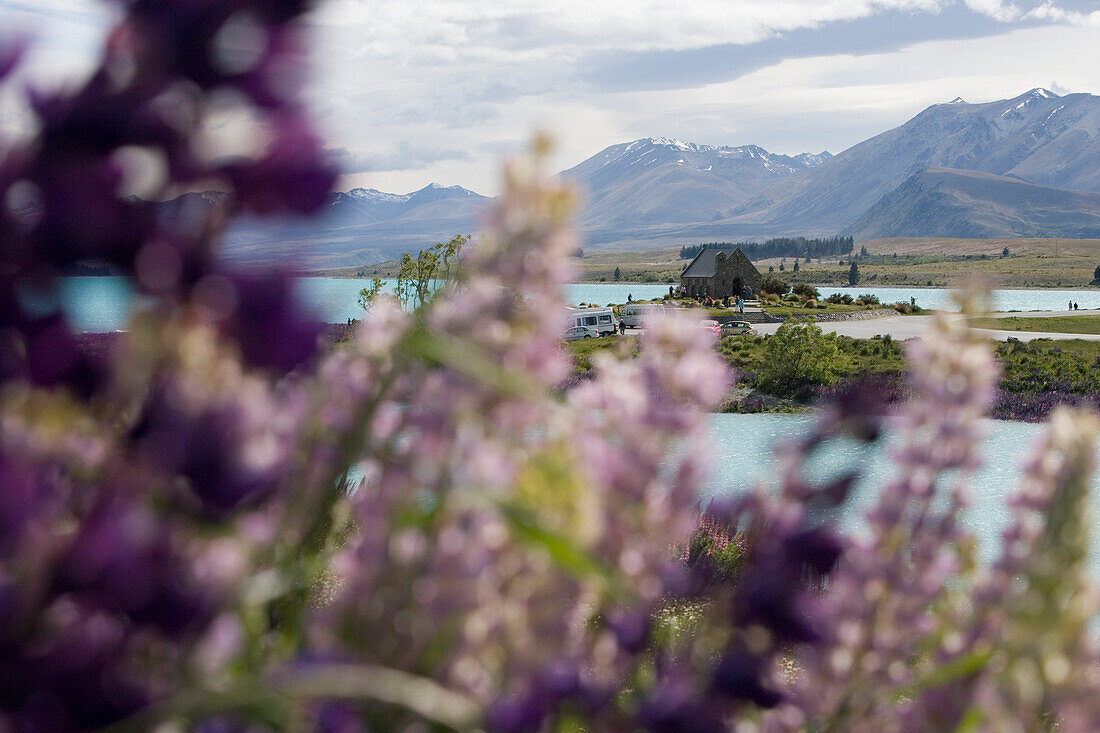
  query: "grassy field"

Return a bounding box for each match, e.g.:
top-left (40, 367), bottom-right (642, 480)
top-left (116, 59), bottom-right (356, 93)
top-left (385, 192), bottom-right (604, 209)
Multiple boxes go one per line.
top-left (309, 237), bottom-right (1100, 289)
top-left (760, 303), bottom-right (885, 316)
top-left (769, 237), bottom-right (1100, 288)
top-left (563, 334), bottom-right (637, 373)
top-left (563, 332), bottom-right (1100, 421)
top-left (310, 246), bottom-right (687, 282)
top-left (579, 237), bottom-right (1100, 288)
top-left (566, 247), bottom-right (683, 283)
top-left (969, 315), bottom-right (1100, 335)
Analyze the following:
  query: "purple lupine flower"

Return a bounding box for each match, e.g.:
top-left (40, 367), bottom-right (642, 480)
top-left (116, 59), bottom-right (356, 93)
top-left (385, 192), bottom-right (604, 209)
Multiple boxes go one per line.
top-left (219, 111), bottom-right (337, 216)
top-left (19, 88), bottom-right (163, 270)
top-left (133, 396), bottom-right (266, 513)
top-left (117, 0), bottom-right (318, 93)
top-left (607, 609), bottom-right (651, 654)
top-left (639, 676), bottom-right (725, 733)
top-left (0, 37), bottom-right (27, 80)
top-left (52, 490), bottom-right (214, 636)
top-left (2, 600), bottom-right (150, 731)
top-left (712, 648), bottom-right (784, 708)
top-left (205, 272), bottom-right (324, 373)
top-left (0, 448), bottom-right (56, 555)
top-left (8, 0), bottom-right (1100, 727)
top-left (0, 277), bottom-right (107, 396)
top-left (777, 306), bottom-right (1000, 729)
top-left (311, 702), bottom-right (366, 733)
top-left (902, 407), bottom-right (1100, 730)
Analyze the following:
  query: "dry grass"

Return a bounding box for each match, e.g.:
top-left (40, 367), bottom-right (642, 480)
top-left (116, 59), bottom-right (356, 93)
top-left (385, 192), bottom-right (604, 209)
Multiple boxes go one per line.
top-left (859, 237), bottom-right (1100, 257)
top-left (311, 238), bottom-right (1100, 288)
top-left (771, 238), bottom-right (1100, 288)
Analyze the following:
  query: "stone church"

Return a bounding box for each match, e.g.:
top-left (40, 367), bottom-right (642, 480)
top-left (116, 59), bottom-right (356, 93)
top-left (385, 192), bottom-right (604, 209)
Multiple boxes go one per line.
top-left (680, 248), bottom-right (763, 300)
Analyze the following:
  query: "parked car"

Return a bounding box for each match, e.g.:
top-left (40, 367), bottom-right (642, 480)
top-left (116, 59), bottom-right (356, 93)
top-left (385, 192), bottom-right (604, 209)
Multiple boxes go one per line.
top-left (720, 320), bottom-right (753, 336)
top-left (564, 306), bottom-right (618, 335)
top-left (563, 325), bottom-right (601, 341)
top-left (619, 303), bottom-right (666, 329)
top-left (698, 319), bottom-right (721, 335)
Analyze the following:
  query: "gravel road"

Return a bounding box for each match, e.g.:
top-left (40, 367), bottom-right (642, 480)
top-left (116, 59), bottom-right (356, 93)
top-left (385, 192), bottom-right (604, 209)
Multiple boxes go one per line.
top-left (748, 311), bottom-right (1100, 341)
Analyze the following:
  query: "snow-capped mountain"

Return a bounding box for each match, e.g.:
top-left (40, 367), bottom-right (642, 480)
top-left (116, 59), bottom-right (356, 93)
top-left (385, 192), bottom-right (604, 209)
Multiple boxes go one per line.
top-left (211, 89), bottom-right (1100, 265)
top-left (561, 137), bottom-right (831, 244)
top-left (219, 183), bottom-right (488, 268)
top-left (319, 183), bottom-right (485, 223)
top-left (735, 88), bottom-right (1100, 232)
top-left (565, 136), bottom-right (830, 195)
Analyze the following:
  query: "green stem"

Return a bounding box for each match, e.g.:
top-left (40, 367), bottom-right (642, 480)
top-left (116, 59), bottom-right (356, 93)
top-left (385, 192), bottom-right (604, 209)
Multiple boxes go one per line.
top-left (105, 663), bottom-right (481, 732)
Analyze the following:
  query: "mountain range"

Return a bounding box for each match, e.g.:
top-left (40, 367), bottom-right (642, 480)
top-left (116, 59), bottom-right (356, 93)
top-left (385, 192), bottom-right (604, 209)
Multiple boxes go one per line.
top-left (220, 183), bottom-right (488, 268)
top-left (738, 88), bottom-right (1100, 232)
top-left (212, 88), bottom-right (1100, 267)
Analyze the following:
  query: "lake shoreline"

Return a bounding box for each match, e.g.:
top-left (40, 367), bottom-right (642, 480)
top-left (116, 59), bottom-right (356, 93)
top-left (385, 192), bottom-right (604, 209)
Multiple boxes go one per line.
top-left (301, 272), bottom-right (1100, 292)
top-left (76, 328), bottom-right (1094, 425)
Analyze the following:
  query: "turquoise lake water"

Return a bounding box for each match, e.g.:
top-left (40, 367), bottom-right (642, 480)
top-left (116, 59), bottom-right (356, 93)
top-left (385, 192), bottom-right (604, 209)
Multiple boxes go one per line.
top-left (336, 413), bottom-right (1100, 571)
top-left (56, 277), bottom-right (1100, 331)
top-left (707, 413), bottom-right (1100, 569)
top-left (46, 277), bottom-right (1100, 570)
top-left (338, 413), bottom-right (1100, 569)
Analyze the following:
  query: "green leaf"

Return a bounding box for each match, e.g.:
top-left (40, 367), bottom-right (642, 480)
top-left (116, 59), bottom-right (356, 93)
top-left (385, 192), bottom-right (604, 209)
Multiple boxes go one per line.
top-left (891, 647), bottom-right (993, 701)
top-left (497, 502), bottom-right (624, 596)
top-left (403, 328), bottom-right (544, 399)
top-left (953, 706), bottom-right (984, 733)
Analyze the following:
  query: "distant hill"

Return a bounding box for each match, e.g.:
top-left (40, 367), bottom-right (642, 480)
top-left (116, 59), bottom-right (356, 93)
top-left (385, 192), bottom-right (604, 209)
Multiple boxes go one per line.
top-left (561, 137), bottom-right (830, 246)
top-left (214, 183), bottom-right (487, 268)
top-left (735, 88), bottom-right (1100, 232)
top-left (844, 167), bottom-right (1100, 241)
top-left (194, 88), bottom-right (1100, 266)
top-left (857, 236), bottom-right (1100, 257)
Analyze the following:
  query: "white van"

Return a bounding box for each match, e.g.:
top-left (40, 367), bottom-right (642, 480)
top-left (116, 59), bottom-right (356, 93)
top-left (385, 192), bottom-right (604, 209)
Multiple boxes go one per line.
top-left (565, 307), bottom-right (618, 336)
top-left (619, 303), bottom-right (666, 329)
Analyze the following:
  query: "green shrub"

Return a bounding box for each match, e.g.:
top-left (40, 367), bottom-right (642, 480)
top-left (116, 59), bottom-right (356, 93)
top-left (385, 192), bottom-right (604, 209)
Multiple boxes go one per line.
top-left (757, 319), bottom-right (843, 398)
top-left (793, 283), bottom-right (820, 300)
top-left (761, 275), bottom-right (790, 296)
top-left (891, 301), bottom-right (923, 314)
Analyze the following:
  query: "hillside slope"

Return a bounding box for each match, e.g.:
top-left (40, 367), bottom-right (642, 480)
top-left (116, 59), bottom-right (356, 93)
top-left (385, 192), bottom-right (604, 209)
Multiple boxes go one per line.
top-left (562, 137), bottom-right (829, 225)
top-left (736, 89), bottom-right (1100, 232)
top-left (844, 167), bottom-right (1100, 241)
top-left (216, 184), bottom-right (488, 268)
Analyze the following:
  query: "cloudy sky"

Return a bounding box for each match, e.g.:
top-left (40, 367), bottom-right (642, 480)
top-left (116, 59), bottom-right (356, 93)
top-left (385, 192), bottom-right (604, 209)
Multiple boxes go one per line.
top-left (2, 0), bottom-right (1099, 195)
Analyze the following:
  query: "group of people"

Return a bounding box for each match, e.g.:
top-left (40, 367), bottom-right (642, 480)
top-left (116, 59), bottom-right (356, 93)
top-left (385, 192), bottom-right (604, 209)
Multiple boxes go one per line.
top-left (1069, 301), bottom-right (1081, 310)
top-left (696, 295), bottom-right (745, 313)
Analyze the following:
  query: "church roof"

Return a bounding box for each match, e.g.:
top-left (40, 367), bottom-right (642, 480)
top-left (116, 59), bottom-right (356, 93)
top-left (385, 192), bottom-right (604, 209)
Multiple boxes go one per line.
top-left (681, 248), bottom-right (751, 278)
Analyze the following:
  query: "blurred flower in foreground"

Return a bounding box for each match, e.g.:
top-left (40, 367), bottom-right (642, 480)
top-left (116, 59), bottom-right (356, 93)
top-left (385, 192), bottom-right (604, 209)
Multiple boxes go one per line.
top-left (2, 1), bottom-right (1100, 731)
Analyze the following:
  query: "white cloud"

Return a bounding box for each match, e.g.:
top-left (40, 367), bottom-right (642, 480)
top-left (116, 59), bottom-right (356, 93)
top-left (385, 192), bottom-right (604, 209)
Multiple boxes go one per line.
top-left (1024, 3), bottom-right (1100, 25)
top-left (313, 0), bottom-right (953, 57)
top-left (328, 142), bottom-right (470, 173)
top-left (603, 23), bottom-right (1100, 156)
top-left (3, 0), bottom-right (1099, 198)
top-left (962, 0), bottom-right (1023, 22)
